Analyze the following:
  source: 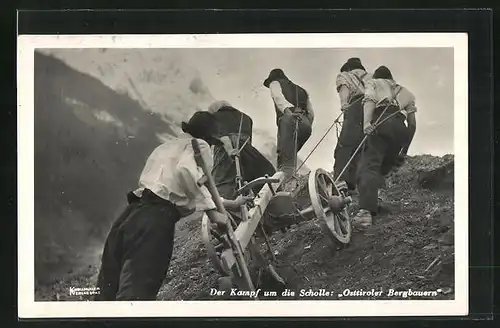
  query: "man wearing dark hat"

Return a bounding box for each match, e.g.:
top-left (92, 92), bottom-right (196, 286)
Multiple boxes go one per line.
top-left (208, 100), bottom-right (276, 200)
top-left (353, 66), bottom-right (417, 230)
top-left (263, 69), bottom-right (314, 191)
top-left (333, 57), bottom-right (373, 192)
top-left (95, 111), bottom-right (251, 301)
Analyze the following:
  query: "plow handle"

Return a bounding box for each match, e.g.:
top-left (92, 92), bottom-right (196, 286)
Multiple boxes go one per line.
top-left (234, 177), bottom-right (281, 196)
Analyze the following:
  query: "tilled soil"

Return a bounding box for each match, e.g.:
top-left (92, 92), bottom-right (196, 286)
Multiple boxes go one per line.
top-left (35, 155), bottom-right (455, 302)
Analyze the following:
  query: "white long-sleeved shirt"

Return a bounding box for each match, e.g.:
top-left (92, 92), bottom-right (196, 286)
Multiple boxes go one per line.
top-left (363, 79), bottom-right (417, 118)
top-left (269, 81), bottom-right (314, 121)
top-left (133, 133), bottom-right (217, 217)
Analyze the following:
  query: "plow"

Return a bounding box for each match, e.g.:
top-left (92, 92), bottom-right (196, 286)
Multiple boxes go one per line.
top-left (192, 137), bottom-right (354, 297)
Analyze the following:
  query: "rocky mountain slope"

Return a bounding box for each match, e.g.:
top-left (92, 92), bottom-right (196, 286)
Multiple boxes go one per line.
top-left (36, 153), bottom-right (454, 301)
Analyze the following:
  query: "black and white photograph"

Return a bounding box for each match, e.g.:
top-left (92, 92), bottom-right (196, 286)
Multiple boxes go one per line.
top-left (18, 33), bottom-right (468, 318)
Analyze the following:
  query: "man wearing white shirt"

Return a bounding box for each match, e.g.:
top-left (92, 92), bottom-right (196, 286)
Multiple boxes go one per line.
top-left (94, 111), bottom-right (250, 301)
top-left (263, 69), bottom-right (314, 190)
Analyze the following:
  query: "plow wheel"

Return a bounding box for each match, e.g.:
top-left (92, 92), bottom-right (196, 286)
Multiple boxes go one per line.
top-left (308, 168), bottom-right (352, 244)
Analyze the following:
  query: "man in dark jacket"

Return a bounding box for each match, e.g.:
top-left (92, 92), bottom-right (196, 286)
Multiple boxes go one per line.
top-left (263, 69), bottom-right (314, 191)
top-left (208, 100), bottom-right (276, 200)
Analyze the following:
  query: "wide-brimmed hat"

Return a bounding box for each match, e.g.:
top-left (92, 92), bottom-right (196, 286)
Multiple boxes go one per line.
top-left (208, 100), bottom-right (232, 113)
top-left (181, 111), bottom-right (221, 144)
top-left (373, 65), bottom-right (394, 80)
top-left (263, 68), bottom-right (287, 88)
top-left (340, 57), bottom-right (366, 72)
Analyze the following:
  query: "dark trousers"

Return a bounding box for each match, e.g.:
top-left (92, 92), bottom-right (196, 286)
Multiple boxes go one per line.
top-left (333, 99), bottom-right (364, 190)
top-left (357, 107), bottom-right (409, 213)
top-left (276, 111), bottom-right (312, 176)
top-left (94, 189), bottom-right (180, 301)
top-left (212, 137), bottom-right (276, 199)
